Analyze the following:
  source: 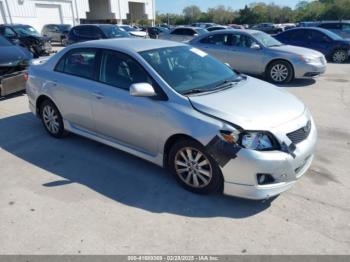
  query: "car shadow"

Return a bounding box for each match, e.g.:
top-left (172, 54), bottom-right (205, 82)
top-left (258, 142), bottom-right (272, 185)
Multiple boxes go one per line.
top-left (276, 78), bottom-right (316, 88)
top-left (253, 75), bottom-right (316, 88)
top-left (0, 112), bottom-right (273, 218)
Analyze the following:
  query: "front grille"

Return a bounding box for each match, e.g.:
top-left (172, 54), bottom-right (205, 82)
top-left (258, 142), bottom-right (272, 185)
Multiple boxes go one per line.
top-left (287, 121), bottom-right (311, 144)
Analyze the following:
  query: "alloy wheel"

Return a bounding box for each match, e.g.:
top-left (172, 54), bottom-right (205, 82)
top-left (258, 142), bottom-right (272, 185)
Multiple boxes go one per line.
top-left (270, 63), bottom-right (289, 82)
top-left (42, 105), bottom-right (60, 135)
top-left (333, 50), bottom-right (347, 63)
top-left (174, 147), bottom-right (212, 188)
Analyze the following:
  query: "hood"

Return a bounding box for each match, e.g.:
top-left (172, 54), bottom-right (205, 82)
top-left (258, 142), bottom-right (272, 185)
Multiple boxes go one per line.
top-left (129, 31), bottom-right (147, 37)
top-left (0, 45), bottom-right (31, 66)
top-left (270, 45), bottom-right (323, 57)
top-left (188, 77), bottom-right (305, 130)
top-left (24, 35), bottom-right (51, 43)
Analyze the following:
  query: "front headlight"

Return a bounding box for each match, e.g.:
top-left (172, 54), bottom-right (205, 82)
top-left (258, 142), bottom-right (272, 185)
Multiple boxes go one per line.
top-left (300, 56), bottom-right (320, 64)
top-left (219, 130), bottom-right (277, 151)
top-left (241, 132), bottom-right (275, 151)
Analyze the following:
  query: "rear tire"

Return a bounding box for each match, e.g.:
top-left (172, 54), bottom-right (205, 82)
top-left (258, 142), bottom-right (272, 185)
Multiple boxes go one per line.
top-left (332, 49), bottom-right (348, 63)
top-left (168, 139), bottom-right (223, 194)
top-left (40, 100), bottom-right (66, 138)
top-left (267, 60), bottom-right (294, 84)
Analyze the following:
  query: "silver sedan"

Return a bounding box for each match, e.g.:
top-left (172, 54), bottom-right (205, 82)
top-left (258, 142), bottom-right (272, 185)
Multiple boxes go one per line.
top-left (26, 39), bottom-right (316, 200)
top-left (189, 29), bottom-right (327, 83)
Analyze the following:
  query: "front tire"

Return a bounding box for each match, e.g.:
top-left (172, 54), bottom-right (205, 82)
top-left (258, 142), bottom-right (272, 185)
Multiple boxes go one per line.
top-left (267, 60), bottom-right (294, 84)
top-left (40, 100), bottom-right (65, 138)
top-left (332, 50), bottom-right (348, 63)
top-left (168, 139), bottom-right (223, 194)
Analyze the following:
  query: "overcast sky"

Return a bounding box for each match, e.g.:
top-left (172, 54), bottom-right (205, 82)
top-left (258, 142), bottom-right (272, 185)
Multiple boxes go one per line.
top-left (156, 0), bottom-right (301, 14)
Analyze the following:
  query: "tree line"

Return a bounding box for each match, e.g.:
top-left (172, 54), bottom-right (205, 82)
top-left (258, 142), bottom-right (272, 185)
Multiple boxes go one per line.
top-left (155, 0), bottom-right (350, 26)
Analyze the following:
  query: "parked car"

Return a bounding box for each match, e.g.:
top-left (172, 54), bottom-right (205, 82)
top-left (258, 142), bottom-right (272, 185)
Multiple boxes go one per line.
top-left (0, 24), bottom-right (52, 58)
top-left (159, 26), bottom-right (207, 42)
top-left (190, 30), bottom-right (327, 83)
top-left (117, 25), bottom-right (148, 38)
top-left (206, 26), bottom-right (230, 32)
top-left (0, 36), bottom-right (31, 96)
top-left (26, 38), bottom-right (317, 200)
top-left (42, 24), bottom-right (71, 46)
top-left (297, 22), bottom-right (320, 27)
top-left (252, 23), bottom-right (283, 34)
top-left (147, 26), bottom-right (169, 39)
top-left (228, 24), bottom-right (245, 30)
top-left (318, 21), bottom-right (350, 39)
top-left (275, 27), bottom-right (350, 63)
top-left (191, 23), bottom-right (216, 29)
top-left (67, 24), bottom-right (130, 45)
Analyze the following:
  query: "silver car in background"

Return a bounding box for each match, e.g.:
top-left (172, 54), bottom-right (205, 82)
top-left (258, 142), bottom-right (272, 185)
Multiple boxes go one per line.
top-left (26, 39), bottom-right (317, 200)
top-left (190, 29), bottom-right (327, 83)
top-left (159, 26), bottom-right (207, 43)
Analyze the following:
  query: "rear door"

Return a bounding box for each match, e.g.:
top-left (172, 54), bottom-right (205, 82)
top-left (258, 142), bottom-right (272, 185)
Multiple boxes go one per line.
top-left (52, 48), bottom-right (98, 132)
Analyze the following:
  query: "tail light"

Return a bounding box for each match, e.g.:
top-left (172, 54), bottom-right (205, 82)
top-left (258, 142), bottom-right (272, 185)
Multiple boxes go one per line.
top-left (23, 72), bottom-right (29, 81)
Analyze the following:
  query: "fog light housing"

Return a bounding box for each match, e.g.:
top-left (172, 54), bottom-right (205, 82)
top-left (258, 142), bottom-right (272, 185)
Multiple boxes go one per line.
top-left (257, 173), bottom-right (275, 185)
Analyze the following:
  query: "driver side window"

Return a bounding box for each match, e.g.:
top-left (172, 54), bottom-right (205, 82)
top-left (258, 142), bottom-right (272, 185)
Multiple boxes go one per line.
top-left (99, 50), bottom-right (153, 90)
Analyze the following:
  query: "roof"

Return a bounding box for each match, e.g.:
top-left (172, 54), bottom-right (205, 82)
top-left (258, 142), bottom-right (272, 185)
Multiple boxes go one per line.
top-left (71, 38), bottom-right (186, 53)
top-left (204, 29), bottom-right (261, 35)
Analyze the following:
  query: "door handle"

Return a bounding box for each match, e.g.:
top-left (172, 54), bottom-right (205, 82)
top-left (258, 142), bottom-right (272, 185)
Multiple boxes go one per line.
top-left (93, 92), bottom-right (104, 99)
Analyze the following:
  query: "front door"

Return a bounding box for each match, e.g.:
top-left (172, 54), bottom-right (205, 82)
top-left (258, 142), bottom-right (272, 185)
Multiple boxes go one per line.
top-left (91, 50), bottom-right (162, 155)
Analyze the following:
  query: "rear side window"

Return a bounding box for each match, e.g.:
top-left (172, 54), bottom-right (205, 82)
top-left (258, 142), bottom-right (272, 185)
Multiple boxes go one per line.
top-left (183, 29), bottom-right (195, 36)
top-left (74, 26), bottom-right (102, 38)
top-left (319, 23), bottom-right (341, 29)
top-left (171, 29), bottom-right (184, 35)
top-left (200, 34), bottom-right (231, 46)
top-left (55, 48), bottom-right (98, 80)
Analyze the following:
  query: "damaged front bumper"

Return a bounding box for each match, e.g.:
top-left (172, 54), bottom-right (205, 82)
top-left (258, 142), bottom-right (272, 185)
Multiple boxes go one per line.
top-left (0, 71), bottom-right (27, 97)
top-left (219, 112), bottom-right (317, 200)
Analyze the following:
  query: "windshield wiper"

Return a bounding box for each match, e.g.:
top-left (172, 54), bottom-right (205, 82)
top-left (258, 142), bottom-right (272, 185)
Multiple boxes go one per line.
top-left (182, 76), bottom-right (246, 96)
top-left (181, 88), bottom-right (211, 95)
top-left (215, 76), bottom-right (246, 89)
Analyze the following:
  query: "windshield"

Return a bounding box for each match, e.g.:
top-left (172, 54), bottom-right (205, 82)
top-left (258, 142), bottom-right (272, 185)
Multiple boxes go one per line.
top-left (119, 26), bottom-right (136, 32)
top-left (252, 31), bottom-right (282, 47)
top-left (58, 24), bottom-right (71, 31)
top-left (100, 25), bottom-right (130, 38)
top-left (13, 25), bottom-right (40, 37)
top-left (320, 28), bottom-right (344, 40)
top-left (196, 28), bottom-right (208, 35)
top-left (139, 46), bottom-right (238, 94)
top-left (0, 36), bottom-right (12, 46)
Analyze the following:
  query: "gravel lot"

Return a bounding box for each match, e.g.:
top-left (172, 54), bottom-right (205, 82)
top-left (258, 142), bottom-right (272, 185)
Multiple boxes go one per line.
top-left (0, 60), bottom-right (349, 254)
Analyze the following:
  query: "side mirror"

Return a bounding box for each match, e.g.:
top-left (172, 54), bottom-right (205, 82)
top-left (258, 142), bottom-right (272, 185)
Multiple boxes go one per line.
top-left (193, 33), bottom-right (199, 37)
top-left (251, 43), bottom-right (261, 50)
top-left (130, 83), bottom-right (157, 97)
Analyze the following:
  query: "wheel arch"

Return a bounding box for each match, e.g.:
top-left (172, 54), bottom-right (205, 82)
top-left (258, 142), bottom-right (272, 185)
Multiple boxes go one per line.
top-left (163, 133), bottom-right (205, 168)
top-left (36, 94), bottom-right (57, 116)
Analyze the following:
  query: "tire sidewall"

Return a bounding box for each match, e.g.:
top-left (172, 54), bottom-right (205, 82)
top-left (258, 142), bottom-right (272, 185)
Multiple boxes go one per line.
top-left (168, 139), bottom-right (223, 194)
top-left (40, 100), bottom-right (65, 138)
top-left (267, 60), bottom-right (294, 84)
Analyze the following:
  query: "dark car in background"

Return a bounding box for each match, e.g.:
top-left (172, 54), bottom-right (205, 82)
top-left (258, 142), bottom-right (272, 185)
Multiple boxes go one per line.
top-left (0, 24), bottom-right (52, 58)
top-left (0, 36), bottom-right (31, 96)
top-left (147, 26), bottom-right (169, 39)
top-left (67, 24), bottom-right (130, 45)
top-left (42, 24), bottom-right (71, 46)
top-left (252, 23), bottom-right (283, 34)
top-left (318, 21), bottom-right (350, 39)
top-left (275, 27), bottom-right (350, 63)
